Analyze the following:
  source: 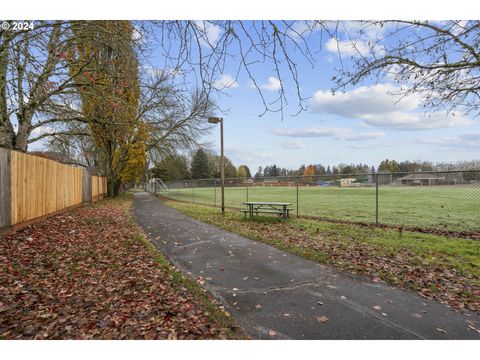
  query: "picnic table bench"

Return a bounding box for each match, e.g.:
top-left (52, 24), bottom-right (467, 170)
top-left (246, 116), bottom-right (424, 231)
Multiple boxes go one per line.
top-left (241, 202), bottom-right (292, 219)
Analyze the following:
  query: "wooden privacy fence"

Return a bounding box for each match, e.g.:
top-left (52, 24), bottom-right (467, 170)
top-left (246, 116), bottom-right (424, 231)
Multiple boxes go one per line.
top-left (92, 175), bottom-right (107, 202)
top-left (0, 149), bottom-right (107, 232)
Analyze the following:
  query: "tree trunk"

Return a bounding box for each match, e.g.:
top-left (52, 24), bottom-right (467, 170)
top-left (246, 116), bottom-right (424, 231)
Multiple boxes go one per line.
top-left (107, 178), bottom-right (123, 197)
top-left (114, 181), bottom-right (121, 197)
top-left (107, 178), bottom-right (116, 198)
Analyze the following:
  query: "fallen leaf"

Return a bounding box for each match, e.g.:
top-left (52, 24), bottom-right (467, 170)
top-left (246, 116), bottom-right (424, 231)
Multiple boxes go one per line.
top-left (316, 315), bottom-right (329, 323)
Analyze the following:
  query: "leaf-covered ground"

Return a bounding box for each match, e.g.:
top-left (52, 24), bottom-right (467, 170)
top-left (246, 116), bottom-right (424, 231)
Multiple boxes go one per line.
top-left (165, 200), bottom-right (480, 313)
top-left (0, 195), bottom-right (243, 339)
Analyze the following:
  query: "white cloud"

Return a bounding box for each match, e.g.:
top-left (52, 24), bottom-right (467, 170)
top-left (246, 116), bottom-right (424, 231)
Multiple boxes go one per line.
top-left (142, 65), bottom-right (164, 78)
top-left (450, 20), bottom-right (469, 36)
top-left (324, 21), bottom-right (391, 58)
top-left (274, 127), bottom-right (350, 139)
top-left (339, 21), bottom-right (390, 41)
top-left (280, 141), bottom-right (307, 150)
top-left (30, 125), bottom-right (55, 140)
top-left (311, 84), bottom-right (474, 130)
top-left (344, 132), bottom-right (385, 141)
top-left (416, 132), bottom-right (480, 151)
top-left (326, 38), bottom-right (367, 56)
top-left (194, 21), bottom-right (221, 48)
top-left (460, 132), bottom-right (480, 142)
top-left (213, 74), bottom-right (239, 90)
top-left (132, 26), bottom-right (145, 44)
top-left (142, 65), bottom-right (182, 78)
top-left (325, 38), bottom-right (384, 57)
top-left (287, 21), bottom-right (323, 38)
top-left (260, 77), bottom-right (281, 92)
top-left (222, 145), bottom-right (275, 165)
top-left (274, 127), bottom-right (385, 142)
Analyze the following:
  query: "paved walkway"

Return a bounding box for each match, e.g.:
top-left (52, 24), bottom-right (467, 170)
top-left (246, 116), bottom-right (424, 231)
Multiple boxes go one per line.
top-left (132, 192), bottom-right (480, 339)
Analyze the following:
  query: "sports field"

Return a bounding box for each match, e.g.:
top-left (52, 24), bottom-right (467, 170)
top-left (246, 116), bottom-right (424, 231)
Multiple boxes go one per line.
top-left (161, 185), bottom-right (480, 232)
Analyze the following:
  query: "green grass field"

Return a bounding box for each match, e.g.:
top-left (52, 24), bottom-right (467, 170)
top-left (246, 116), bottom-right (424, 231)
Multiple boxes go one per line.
top-left (161, 185), bottom-right (480, 232)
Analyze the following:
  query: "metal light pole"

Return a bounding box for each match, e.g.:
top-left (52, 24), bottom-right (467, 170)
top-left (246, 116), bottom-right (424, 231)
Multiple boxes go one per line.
top-left (208, 117), bottom-right (225, 215)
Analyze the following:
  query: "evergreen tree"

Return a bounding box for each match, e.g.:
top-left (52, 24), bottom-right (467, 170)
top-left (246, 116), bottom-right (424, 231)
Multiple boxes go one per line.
top-left (271, 164), bottom-right (279, 177)
top-left (190, 149), bottom-right (211, 179)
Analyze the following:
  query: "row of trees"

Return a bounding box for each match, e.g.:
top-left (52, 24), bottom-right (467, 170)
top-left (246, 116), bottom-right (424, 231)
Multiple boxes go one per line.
top-left (253, 159), bottom-right (480, 179)
top-left (150, 149), bottom-right (252, 181)
top-left (153, 156), bottom-right (480, 183)
top-left (255, 163), bottom-right (373, 177)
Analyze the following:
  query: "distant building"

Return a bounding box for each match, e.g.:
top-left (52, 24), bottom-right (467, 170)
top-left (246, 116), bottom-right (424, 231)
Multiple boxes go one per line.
top-left (398, 173), bottom-right (446, 186)
top-left (339, 178), bottom-right (357, 187)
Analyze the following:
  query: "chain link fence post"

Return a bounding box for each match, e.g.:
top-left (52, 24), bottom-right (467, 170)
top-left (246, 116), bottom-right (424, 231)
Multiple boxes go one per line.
top-left (296, 184), bottom-right (299, 217)
top-left (246, 180), bottom-right (249, 202)
top-left (375, 173), bottom-right (379, 226)
top-left (215, 179), bottom-right (218, 207)
top-left (192, 180), bottom-right (195, 204)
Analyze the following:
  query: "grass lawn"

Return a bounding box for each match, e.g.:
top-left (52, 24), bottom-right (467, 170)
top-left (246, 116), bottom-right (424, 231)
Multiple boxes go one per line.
top-left (0, 194), bottom-right (243, 339)
top-left (162, 185), bottom-right (480, 232)
top-left (164, 199), bottom-right (480, 313)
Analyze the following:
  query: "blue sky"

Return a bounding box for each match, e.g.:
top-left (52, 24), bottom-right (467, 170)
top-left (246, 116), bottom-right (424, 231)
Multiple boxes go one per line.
top-left (28, 20), bottom-right (479, 171)
top-left (157, 21), bottom-right (479, 172)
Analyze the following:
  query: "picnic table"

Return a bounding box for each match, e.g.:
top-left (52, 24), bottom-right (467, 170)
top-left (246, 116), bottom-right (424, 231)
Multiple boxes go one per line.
top-left (242, 202), bottom-right (292, 219)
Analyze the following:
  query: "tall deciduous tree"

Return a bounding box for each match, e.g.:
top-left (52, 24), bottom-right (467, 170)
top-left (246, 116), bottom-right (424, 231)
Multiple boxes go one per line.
top-left (378, 159), bottom-right (400, 173)
top-left (237, 164), bottom-right (252, 178)
top-left (68, 20), bottom-right (145, 196)
top-left (303, 164), bottom-right (316, 182)
top-left (0, 21), bottom-right (91, 150)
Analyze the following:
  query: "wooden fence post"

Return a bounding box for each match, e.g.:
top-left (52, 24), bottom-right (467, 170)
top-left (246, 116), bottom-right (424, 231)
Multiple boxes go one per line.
top-left (82, 169), bottom-right (92, 204)
top-left (0, 149), bottom-right (12, 230)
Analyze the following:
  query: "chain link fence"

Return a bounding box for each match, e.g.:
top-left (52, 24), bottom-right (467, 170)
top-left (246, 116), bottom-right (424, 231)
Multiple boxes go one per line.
top-left (149, 170), bottom-right (480, 233)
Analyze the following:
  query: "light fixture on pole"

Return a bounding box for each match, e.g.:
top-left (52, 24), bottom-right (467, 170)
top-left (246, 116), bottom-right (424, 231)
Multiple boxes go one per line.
top-left (208, 117), bottom-right (225, 215)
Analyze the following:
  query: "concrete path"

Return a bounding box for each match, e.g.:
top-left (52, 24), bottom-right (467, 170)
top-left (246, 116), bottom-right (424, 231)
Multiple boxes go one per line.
top-left (132, 192), bottom-right (480, 339)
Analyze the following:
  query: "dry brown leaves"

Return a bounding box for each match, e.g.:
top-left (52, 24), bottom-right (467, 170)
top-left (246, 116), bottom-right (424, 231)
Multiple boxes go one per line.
top-left (0, 200), bottom-right (230, 339)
